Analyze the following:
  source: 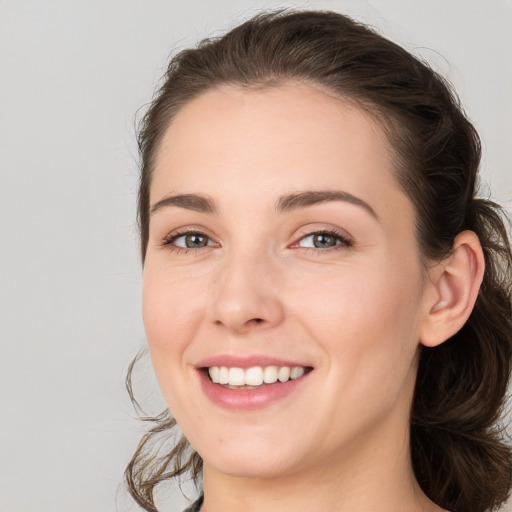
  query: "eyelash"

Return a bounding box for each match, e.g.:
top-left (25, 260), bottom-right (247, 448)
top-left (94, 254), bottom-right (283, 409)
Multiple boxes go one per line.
top-left (161, 228), bottom-right (216, 254)
top-left (293, 228), bottom-right (353, 253)
top-left (161, 228), bottom-right (353, 254)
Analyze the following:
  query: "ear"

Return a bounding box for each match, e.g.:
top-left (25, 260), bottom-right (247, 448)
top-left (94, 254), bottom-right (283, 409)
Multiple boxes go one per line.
top-left (420, 230), bottom-right (485, 348)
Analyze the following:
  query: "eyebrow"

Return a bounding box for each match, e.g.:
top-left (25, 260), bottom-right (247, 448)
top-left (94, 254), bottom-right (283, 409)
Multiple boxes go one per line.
top-left (276, 190), bottom-right (379, 220)
top-left (150, 189), bottom-right (378, 220)
top-left (150, 193), bottom-right (217, 215)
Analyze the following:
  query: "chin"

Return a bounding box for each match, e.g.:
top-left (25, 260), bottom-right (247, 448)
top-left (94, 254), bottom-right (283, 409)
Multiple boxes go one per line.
top-left (205, 454), bottom-right (298, 480)
top-left (197, 435), bottom-right (306, 479)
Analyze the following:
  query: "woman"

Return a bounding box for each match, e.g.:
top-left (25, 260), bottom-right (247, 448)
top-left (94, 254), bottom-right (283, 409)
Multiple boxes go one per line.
top-left (125, 10), bottom-right (512, 512)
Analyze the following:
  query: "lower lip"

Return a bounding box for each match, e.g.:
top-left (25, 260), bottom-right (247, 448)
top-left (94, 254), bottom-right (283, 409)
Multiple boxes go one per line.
top-left (198, 370), bottom-right (311, 411)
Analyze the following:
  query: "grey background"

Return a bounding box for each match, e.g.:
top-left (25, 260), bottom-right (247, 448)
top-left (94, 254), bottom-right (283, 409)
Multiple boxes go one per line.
top-left (1, 1), bottom-right (511, 511)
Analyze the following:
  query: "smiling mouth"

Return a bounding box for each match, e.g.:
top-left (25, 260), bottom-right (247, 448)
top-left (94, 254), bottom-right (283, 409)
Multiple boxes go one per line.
top-left (204, 365), bottom-right (313, 389)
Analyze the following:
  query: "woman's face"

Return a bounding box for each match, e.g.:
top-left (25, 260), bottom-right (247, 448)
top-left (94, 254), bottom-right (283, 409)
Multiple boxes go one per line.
top-left (143, 83), bottom-right (434, 479)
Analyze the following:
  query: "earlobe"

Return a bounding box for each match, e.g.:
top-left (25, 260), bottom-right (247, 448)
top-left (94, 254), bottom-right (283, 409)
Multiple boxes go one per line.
top-left (420, 230), bottom-right (485, 348)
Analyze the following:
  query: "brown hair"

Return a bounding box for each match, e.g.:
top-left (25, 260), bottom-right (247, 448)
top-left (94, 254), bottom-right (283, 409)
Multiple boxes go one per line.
top-left (126, 10), bottom-right (512, 512)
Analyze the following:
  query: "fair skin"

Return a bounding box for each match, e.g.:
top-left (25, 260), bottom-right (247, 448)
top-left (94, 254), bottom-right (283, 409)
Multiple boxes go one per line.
top-left (142, 82), bottom-right (484, 512)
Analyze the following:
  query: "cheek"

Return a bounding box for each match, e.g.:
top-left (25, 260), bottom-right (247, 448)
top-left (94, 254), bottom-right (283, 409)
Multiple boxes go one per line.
top-left (141, 266), bottom-right (213, 422)
top-left (142, 263), bottom-right (207, 380)
top-left (293, 258), bottom-right (423, 373)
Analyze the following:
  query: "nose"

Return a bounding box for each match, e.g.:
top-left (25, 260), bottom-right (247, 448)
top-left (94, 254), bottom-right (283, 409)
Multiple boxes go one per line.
top-left (210, 250), bottom-right (285, 335)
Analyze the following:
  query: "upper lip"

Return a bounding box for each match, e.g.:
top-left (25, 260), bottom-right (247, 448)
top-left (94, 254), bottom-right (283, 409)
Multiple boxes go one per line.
top-left (196, 354), bottom-right (313, 369)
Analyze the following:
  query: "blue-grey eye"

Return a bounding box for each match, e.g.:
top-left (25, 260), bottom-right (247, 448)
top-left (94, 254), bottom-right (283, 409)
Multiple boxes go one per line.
top-left (174, 233), bottom-right (210, 248)
top-left (299, 233), bottom-right (341, 249)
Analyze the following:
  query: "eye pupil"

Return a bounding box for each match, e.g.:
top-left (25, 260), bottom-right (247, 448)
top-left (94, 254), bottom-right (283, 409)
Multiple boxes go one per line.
top-left (186, 233), bottom-right (208, 248)
top-left (313, 234), bottom-right (337, 248)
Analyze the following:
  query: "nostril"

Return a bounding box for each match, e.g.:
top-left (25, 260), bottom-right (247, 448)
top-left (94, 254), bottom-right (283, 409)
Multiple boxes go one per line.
top-left (215, 317), bottom-right (264, 328)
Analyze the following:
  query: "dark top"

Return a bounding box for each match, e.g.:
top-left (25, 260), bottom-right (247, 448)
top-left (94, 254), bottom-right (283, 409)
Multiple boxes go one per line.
top-left (183, 494), bottom-right (203, 512)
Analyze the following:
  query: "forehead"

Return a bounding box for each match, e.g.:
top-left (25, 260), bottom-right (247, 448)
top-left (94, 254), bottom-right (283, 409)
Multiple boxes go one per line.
top-left (150, 82), bottom-right (411, 224)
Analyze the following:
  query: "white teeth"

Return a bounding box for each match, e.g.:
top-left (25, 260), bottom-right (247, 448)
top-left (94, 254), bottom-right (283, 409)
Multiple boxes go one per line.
top-left (218, 366), bottom-right (229, 385)
top-left (228, 367), bottom-right (245, 386)
top-left (209, 366), bottom-right (220, 383)
top-left (207, 365), bottom-right (308, 387)
top-left (263, 366), bottom-right (278, 384)
top-left (245, 366), bottom-right (264, 386)
top-left (290, 367), bottom-right (305, 380)
top-left (278, 366), bottom-right (291, 382)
